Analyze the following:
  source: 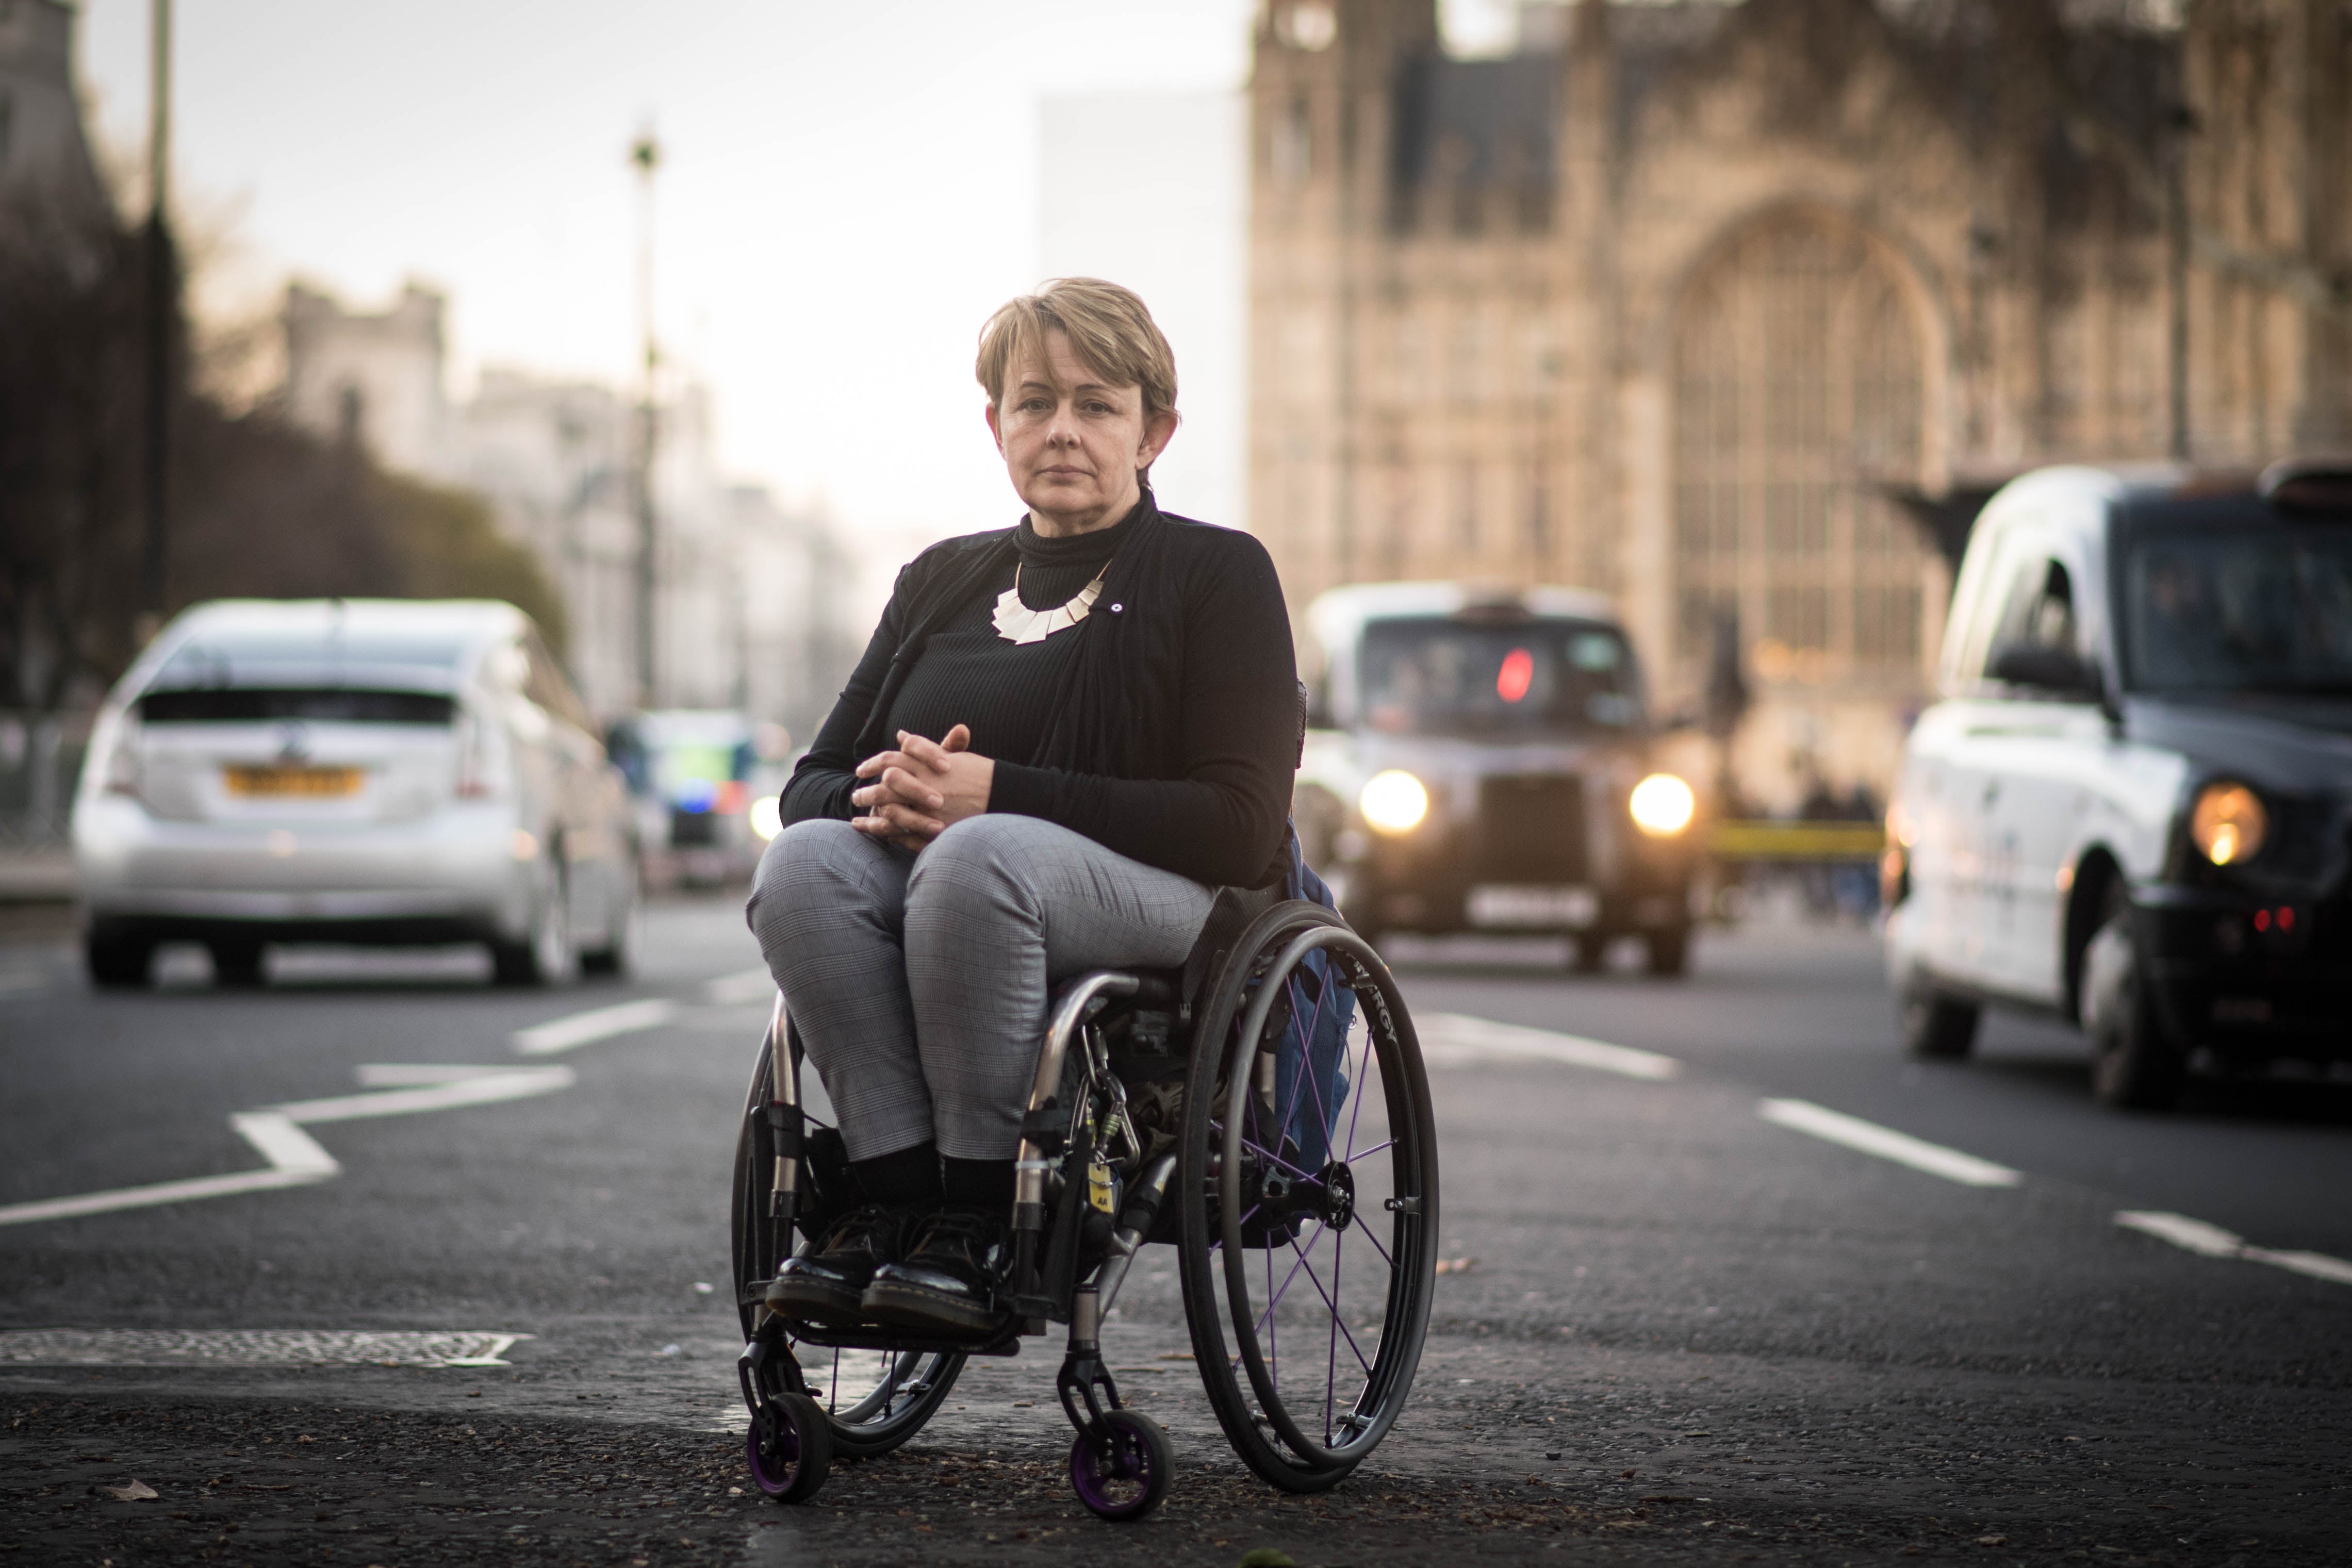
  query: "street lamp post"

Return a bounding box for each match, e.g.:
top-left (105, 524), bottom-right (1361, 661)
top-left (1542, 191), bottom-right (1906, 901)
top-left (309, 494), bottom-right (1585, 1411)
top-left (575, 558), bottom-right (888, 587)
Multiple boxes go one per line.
top-left (630, 128), bottom-right (661, 711)
top-left (140, 0), bottom-right (174, 637)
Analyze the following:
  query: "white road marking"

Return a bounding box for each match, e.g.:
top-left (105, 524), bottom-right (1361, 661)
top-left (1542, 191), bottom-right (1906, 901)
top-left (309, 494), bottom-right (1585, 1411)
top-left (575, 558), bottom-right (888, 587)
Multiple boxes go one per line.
top-left (228, 1111), bottom-right (340, 1178)
top-left (2115, 1211), bottom-right (2352, 1286)
top-left (268, 1066), bottom-right (573, 1125)
top-left (355, 1063), bottom-right (529, 1086)
top-left (704, 966), bottom-right (776, 1005)
top-left (1416, 1013), bottom-right (1681, 1080)
top-left (0, 1138), bottom-right (337, 1227)
top-left (0, 1329), bottom-right (533, 1367)
top-left (1757, 1099), bottom-right (2024, 1188)
top-left (511, 997), bottom-right (680, 1055)
top-left (0, 1064), bottom-right (574, 1229)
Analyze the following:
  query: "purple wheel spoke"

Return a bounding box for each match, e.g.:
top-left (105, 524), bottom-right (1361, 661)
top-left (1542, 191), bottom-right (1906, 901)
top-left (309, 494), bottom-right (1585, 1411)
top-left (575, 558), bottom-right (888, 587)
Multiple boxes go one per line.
top-left (1324, 1228), bottom-right (1343, 1444)
top-left (1358, 1219), bottom-right (1395, 1270)
top-left (1292, 967), bottom-right (1337, 1149)
top-left (1252, 1233), bottom-right (1319, 1340)
top-left (1287, 1240), bottom-right (1375, 1378)
top-left (1341, 1009), bottom-right (1377, 1158)
top-left (1279, 975), bottom-right (1319, 1150)
top-left (1343, 1136), bottom-right (1396, 1163)
top-left (1264, 1231), bottom-right (1276, 1387)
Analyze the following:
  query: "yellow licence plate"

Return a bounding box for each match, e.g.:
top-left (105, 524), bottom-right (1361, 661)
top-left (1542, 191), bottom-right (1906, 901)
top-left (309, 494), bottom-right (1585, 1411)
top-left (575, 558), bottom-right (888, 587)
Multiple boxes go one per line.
top-left (222, 765), bottom-right (363, 798)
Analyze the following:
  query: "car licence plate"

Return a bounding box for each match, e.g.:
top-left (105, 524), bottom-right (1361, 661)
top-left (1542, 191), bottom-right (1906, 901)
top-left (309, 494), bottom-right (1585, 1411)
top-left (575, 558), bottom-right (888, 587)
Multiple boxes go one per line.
top-left (1466, 884), bottom-right (1598, 930)
top-left (222, 765), bottom-right (363, 798)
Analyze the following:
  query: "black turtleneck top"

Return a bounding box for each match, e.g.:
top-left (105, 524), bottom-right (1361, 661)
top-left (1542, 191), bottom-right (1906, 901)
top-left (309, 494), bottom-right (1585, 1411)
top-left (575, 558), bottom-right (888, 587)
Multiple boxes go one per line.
top-left (879, 512), bottom-right (1131, 765)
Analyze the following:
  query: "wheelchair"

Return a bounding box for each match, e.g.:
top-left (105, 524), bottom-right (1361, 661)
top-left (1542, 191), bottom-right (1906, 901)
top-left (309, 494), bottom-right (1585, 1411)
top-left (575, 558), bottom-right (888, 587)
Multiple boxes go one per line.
top-left (728, 895), bottom-right (1441, 1521)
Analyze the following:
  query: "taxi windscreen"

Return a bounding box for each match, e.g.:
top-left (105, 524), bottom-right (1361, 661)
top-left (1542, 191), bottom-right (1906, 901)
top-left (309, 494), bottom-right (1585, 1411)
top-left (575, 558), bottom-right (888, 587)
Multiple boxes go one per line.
top-left (1357, 617), bottom-right (1642, 736)
top-left (2123, 514), bottom-right (2352, 696)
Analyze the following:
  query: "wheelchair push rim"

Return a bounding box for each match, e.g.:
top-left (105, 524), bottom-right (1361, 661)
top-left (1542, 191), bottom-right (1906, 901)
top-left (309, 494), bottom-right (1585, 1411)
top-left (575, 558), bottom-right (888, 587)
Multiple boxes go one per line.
top-left (731, 1030), bottom-right (965, 1459)
top-left (1181, 905), bottom-right (1439, 1483)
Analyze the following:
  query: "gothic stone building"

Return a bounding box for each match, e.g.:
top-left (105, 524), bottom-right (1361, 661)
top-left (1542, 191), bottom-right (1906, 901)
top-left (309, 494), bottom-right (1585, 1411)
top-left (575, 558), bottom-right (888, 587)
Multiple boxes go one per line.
top-left (1248, 0), bottom-right (2351, 806)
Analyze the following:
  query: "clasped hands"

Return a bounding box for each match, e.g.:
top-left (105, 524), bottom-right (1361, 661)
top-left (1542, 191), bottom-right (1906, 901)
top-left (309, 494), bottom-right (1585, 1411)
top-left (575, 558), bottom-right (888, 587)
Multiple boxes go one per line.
top-left (850, 723), bottom-right (995, 852)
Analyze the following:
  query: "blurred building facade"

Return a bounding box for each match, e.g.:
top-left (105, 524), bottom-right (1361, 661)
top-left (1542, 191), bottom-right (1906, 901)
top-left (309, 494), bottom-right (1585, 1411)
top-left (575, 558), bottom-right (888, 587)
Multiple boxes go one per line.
top-left (276, 282), bottom-right (857, 735)
top-left (1249, 0), bottom-right (2351, 808)
top-left (0, 0), bottom-right (105, 209)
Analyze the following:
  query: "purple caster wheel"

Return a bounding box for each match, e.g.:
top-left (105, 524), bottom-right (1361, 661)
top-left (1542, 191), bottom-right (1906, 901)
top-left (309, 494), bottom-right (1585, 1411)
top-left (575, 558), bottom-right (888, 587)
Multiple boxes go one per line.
top-left (1068, 1408), bottom-right (1172, 1521)
top-left (746, 1392), bottom-right (831, 1503)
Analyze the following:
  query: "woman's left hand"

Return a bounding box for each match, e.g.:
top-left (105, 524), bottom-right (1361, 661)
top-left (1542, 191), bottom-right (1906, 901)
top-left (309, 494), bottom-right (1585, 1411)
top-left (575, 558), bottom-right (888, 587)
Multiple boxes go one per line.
top-left (850, 724), bottom-right (994, 851)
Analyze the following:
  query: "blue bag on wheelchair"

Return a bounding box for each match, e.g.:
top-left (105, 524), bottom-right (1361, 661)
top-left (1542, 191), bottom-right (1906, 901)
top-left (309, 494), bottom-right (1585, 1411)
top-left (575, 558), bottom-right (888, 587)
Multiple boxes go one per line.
top-left (1270, 827), bottom-right (1357, 1171)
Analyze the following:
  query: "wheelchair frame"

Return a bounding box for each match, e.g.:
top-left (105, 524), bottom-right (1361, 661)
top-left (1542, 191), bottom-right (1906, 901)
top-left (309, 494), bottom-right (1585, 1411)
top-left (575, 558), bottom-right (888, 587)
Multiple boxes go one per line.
top-left (731, 898), bottom-right (1439, 1521)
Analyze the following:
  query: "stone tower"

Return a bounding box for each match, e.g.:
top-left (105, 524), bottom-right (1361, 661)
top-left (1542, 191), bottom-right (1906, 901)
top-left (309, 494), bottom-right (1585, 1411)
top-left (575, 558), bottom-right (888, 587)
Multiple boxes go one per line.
top-left (0, 0), bottom-right (109, 212)
top-left (1248, 0), bottom-right (2349, 807)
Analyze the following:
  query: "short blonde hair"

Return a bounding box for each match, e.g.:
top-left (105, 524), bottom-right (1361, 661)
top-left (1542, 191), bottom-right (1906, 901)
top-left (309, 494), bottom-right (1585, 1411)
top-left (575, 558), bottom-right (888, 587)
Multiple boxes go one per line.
top-left (975, 277), bottom-right (1178, 421)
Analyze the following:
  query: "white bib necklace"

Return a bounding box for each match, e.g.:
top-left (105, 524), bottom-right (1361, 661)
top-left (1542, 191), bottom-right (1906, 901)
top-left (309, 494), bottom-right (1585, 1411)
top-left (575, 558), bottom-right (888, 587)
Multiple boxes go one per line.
top-left (992, 563), bottom-right (1108, 646)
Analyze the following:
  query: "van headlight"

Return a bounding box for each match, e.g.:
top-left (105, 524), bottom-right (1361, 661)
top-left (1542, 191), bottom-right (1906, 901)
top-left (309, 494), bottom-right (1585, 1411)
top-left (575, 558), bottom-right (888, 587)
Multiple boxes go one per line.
top-left (1358, 770), bottom-right (1429, 835)
top-left (2191, 781), bottom-right (2267, 866)
top-left (1629, 773), bottom-right (1697, 837)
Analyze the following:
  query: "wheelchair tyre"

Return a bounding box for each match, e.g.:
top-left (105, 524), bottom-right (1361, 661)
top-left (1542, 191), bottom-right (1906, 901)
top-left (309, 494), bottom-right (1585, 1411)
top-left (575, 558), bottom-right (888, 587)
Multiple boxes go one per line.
top-left (731, 1036), bottom-right (965, 1459)
top-left (746, 1392), bottom-right (830, 1503)
top-left (1068, 1408), bottom-right (1173, 1522)
top-left (1177, 901), bottom-right (1440, 1493)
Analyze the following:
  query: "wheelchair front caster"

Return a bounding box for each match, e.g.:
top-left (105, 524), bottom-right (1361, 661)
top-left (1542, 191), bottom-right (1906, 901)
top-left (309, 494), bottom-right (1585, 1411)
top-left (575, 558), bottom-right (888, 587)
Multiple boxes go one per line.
top-left (746, 1392), bottom-right (831, 1503)
top-left (1068, 1407), bottom-right (1173, 1521)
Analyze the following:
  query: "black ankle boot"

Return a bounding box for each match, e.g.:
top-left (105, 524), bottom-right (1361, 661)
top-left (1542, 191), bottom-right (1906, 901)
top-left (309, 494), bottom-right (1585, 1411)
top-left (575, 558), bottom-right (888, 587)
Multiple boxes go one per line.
top-left (860, 1207), bottom-right (1012, 1335)
top-left (764, 1204), bottom-right (917, 1325)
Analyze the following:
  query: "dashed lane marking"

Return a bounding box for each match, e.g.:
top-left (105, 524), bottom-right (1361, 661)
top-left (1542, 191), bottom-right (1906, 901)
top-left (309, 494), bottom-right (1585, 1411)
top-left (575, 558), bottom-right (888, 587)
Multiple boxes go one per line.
top-left (1757, 1098), bottom-right (2024, 1188)
top-left (1416, 1013), bottom-right (1682, 1079)
top-left (2115, 1210), bottom-right (2352, 1286)
top-left (703, 966), bottom-right (777, 1005)
top-left (511, 997), bottom-right (681, 1055)
top-left (0, 1329), bottom-right (532, 1367)
top-left (0, 1064), bottom-right (573, 1228)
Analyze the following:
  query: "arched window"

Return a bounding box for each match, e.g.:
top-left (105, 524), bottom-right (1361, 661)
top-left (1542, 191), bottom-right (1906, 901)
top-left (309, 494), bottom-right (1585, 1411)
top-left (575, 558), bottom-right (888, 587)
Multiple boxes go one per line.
top-left (1672, 217), bottom-right (1929, 685)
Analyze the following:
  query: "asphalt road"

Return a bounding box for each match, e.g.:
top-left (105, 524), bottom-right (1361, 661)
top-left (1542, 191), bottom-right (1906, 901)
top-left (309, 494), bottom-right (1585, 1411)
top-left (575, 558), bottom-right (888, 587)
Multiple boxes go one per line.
top-left (2, 901), bottom-right (2346, 1567)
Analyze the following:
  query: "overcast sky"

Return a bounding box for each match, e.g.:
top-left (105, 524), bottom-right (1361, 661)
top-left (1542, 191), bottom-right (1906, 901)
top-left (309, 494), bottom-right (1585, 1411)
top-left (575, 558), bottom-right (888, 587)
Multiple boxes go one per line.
top-left (76, 1), bottom-right (1521, 553)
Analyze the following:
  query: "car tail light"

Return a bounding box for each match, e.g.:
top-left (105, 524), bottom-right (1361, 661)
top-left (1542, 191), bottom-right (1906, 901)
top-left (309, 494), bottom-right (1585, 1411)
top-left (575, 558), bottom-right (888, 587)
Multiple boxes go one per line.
top-left (454, 710), bottom-right (496, 799)
top-left (102, 711), bottom-right (143, 800)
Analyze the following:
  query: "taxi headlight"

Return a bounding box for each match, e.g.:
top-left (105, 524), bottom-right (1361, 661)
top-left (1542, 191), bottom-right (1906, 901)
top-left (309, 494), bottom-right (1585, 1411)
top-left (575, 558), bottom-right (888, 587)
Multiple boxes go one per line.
top-left (2190, 781), bottom-right (2267, 866)
top-left (1358, 770), bottom-right (1430, 836)
top-left (749, 795), bottom-right (784, 843)
top-left (1629, 772), bottom-right (1697, 837)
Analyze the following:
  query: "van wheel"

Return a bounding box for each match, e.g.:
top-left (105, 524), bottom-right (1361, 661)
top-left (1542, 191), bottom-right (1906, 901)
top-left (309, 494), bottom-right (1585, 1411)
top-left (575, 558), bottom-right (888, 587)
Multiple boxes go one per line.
top-left (1644, 927), bottom-right (1690, 978)
top-left (1899, 981), bottom-right (1980, 1059)
top-left (210, 938), bottom-right (267, 988)
top-left (1571, 933), bottom-right (1608, 973)
top-left (86, 929), bottom-right (156, 990)
top-left (2082, 897), bottom-right (2185, 1110)
top-left (492, 855), bottom-right (578, 987)
top-left (579, 859), bottom-right (640, 979)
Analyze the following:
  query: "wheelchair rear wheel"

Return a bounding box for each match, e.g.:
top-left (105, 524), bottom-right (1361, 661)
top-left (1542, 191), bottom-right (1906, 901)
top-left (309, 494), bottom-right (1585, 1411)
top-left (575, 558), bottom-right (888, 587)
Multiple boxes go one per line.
top-left (1177, 902), bottom-right (1440, 1492)
top-left (731, 1033), bottom-right (965, 1459)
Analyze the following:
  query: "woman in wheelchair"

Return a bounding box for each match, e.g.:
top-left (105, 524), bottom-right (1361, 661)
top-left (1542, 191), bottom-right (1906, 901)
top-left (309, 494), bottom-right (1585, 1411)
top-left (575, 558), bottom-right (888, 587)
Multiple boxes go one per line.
top-left (734, 279), bottom-right (1437, 1518)
top-left (746, 278), bottom-right (1300, 1339)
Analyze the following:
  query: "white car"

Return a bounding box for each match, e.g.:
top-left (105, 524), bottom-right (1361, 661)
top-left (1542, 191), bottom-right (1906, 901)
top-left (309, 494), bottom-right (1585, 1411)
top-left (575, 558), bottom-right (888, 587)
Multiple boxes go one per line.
top-left (1882, 460), bottom-right (2352, 1106)
top-left (73, 599), bottom-right (640, 988)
